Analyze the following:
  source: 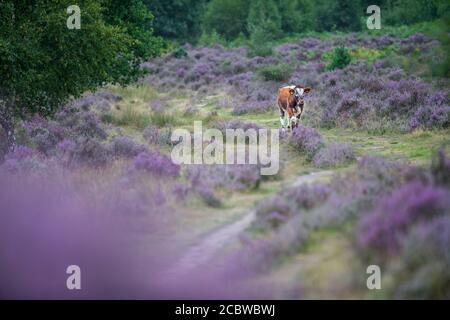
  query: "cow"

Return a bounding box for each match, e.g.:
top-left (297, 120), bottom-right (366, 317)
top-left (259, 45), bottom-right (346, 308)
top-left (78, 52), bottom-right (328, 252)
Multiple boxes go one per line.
top-left (277, 85), bottom-right (312, 130)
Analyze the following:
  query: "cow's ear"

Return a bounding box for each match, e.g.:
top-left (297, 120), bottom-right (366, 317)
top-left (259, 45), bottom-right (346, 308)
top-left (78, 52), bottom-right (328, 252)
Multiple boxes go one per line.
top-left (289, 89), bottom-right (295, 95)
top-left (304, 87), bottom-right (312, 93)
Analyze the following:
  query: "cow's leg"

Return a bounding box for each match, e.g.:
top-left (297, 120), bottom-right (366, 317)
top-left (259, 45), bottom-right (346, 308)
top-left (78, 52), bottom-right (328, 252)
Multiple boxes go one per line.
top-left (296, 104), bottom-right (304, 120)
top-left (287, 108), bottom-right (295, 131)
top-left (279, 108), bottom-right (286, 129)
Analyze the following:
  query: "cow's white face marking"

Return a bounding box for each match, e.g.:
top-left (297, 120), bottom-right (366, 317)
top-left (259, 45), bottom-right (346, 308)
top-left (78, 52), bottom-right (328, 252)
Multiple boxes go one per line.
top-left (295, 87), bottom-right (304, 98)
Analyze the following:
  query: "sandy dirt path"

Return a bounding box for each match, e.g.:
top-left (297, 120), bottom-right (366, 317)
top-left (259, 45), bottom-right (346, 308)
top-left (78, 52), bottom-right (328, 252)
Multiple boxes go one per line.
top-left (163, 170), bottom-right (336, 281)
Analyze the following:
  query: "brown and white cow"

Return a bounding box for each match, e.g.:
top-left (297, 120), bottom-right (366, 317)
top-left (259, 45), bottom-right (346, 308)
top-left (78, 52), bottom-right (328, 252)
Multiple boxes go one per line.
top-left (277, 85), bottom-right (312, 130)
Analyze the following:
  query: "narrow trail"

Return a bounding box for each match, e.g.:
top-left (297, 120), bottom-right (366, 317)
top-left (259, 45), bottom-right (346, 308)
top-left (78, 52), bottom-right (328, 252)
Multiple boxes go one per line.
top-left (163, 170), bottom-right (336, 281)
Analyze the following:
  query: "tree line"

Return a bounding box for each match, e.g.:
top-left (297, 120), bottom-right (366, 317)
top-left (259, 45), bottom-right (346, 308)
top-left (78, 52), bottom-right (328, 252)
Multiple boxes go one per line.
top-left (147, 0), bottom-right (449, 42)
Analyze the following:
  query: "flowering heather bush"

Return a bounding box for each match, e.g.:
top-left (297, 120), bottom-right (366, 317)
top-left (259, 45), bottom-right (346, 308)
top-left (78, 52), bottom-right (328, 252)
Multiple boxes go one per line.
top-left (390, 216), bottom-right (450, 299)
top-left (55, 106), bottom-right (107, 140)
top-left (186, 164), bottom-right (261, 192)
top-left (77, 112), bottom-right (108, 139)
top-left (290, 125), bottom-right (325, 160)
top-left (69, 91), bottom-right (122, 111)
top-left (313, 142), bottom-right (356, 168)
top-left (23, 116), bottom-right (67, 155)
top-left (254, 184), bottom-right (331, 229)
top-left (196, 184), bottom-right (222, 208)
top-left (0, 167), bottom-right (186, 298)
top-left (132, 151), bottom-right (180, 178)
top-left (358, 181), bottom-right (450, 255)
top-left (69, 138), bottom-right (111, 168)
top-left (109, 136), bottom-right (147, 158)
top-left (172, 183), bottom-right (190, 202)
top-left (355, 155), bottom-right (404, 189)
top-left (55, 139), bottom-right (77, 167)
top-left (0, 145), bottom-right (45, 173)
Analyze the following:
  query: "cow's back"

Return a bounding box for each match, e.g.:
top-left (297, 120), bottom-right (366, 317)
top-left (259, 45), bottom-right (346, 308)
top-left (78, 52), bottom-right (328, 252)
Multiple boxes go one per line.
top-left (278, 86), bottom-right (294, 110)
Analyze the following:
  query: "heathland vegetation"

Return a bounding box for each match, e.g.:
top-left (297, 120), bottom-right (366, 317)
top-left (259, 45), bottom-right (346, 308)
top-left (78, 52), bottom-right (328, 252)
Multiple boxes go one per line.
top-left (0, 0), bottom-right (449, 299)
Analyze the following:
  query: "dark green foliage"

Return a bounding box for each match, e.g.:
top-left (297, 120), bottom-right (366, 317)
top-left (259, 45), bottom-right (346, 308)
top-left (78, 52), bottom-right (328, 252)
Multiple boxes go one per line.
top-left (247, 0), bottom-right (282, 37)
top-left (0, 0), bottom-right (163, 149)
top-left (247, 26), bottom-right (275, 57)
top-left (327, 46), bottom-right (352, 70)
top-left (385, 0), bottom-right (450, 25)
top-left (144, 0), bottom-right (205, 41)
top-left (257, 64), bottom-right (292, 82)
top-left (172, 47), bottom-right (188, 59)
top-left (277, 0), bottom-right (314, 33)
top-left (247, 0), bottom-right (282, 57)
top-left (314, 0), bottom-right (362, 32)
top-left (203, 0), bottom-right (250, 40)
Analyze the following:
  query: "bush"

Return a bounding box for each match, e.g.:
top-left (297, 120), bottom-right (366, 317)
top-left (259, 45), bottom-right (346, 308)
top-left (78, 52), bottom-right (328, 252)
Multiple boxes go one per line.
top-left (257, 64), bottom-right (291, 82)
top-left (326, 46), bottom-right (352, 71)
top-left (390, 215), bottom-right (450, 299)
top-left (290, 125), bottom-right (325, 160)
top-left (109, 136), bottom-right (147, 159)
top-left (172, 47), bottom-right (188, 59)
top-left (132, 151), bottom-right (180, 178)
top-left (358, 181), bottom-right (450, 255)
top-left (255, 184), bottom-right (331, 229)
top-left (70, 138), bottom-right (111, 168)
top-left (313, 143), bottom-right (356, 168)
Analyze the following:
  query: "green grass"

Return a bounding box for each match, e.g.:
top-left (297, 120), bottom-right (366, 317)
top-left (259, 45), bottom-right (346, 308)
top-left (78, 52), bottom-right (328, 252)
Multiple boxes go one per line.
top-left (109, 104), bottom-right (152, 130)
top-left (319, 127), bottom-right (450, 164)
top-left (149, 112), bottom-right (179, 127)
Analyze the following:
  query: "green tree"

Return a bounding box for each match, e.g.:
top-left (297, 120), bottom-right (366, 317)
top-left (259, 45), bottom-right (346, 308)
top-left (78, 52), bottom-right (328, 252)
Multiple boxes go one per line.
top-left (314, 0), bottom-right (362, 32)
top-left (203, 0), bottom-right (250, 41)
top-left (247, 0), bottom-right (282, 38)
top-left (144, 0), bottom-right (206, 41)
top-left (276, 0), bottom-right (314, 34)
top-left (385, 0), bottom-right (449, 25)
top-left (0, 0), bottom-right (163, 151)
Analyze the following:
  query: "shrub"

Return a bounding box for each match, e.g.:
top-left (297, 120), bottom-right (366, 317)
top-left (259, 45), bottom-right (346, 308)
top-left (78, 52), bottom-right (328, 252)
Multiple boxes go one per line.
top-left (196, 184), bottom-right (222, 208)
top-left (257, 64), bottom-right (291, 82)
top-left (132, 151), bottom-right (180, 178)
top-left (71, 138), bottom-right (111, 168)
top-left (0, 145), bottom-right (45, 173)
top-left (313, 143), bottom-right (356, 168)
top-left (358, 181), bottom-right (450, 255)
top-left (24, 117), bottom-right (67, 155)
top-left (390, 216), bottom-right (450, 299)
top-left (326, 46), bottom-right (352, 71)
top-left (255, 184), bottom-right (331, 229)
top-left (290, 125), bottom-right (325, 160)
top-left (172, 47), bottom-right (188, 59)
top-left (109, 136), bottom-right (147, 159)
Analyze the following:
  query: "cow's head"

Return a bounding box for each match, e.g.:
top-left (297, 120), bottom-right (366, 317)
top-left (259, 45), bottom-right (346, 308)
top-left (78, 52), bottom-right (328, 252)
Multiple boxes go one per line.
top-left (293, 86), bottom-right (312, 103)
